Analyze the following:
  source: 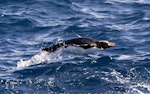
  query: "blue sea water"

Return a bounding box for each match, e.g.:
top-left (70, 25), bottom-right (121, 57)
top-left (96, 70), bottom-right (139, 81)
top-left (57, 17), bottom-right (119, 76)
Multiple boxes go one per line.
top-left (0, 0), bottom-right (150, 93)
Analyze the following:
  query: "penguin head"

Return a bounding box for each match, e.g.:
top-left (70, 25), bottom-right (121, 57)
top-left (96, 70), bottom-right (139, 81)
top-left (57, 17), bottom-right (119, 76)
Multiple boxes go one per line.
top-left (97, 41), bottom-right (116, 49)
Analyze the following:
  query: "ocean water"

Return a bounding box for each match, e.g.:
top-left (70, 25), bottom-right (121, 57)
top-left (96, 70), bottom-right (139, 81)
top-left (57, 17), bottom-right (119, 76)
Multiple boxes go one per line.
top-left (0, 0), bottom-right (150, 93)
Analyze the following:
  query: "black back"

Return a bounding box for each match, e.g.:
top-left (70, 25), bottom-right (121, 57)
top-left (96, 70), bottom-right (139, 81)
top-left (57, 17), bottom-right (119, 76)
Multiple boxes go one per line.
top-left (65, 38), bottom-right (96, 45)
top-left (65, 38), bottom-right (97, 49)
top-left (42, 38), bottom-right (97, 52)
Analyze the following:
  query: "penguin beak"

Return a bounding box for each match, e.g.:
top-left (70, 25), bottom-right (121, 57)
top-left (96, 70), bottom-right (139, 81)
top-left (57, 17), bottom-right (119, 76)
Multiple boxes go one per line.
top-left (108, 42), bottom-right (116, 47)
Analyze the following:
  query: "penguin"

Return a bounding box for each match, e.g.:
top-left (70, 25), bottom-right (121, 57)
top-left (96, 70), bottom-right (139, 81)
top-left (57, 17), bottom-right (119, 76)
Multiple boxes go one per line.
top-left (42, 37), bottom-right (115, 55)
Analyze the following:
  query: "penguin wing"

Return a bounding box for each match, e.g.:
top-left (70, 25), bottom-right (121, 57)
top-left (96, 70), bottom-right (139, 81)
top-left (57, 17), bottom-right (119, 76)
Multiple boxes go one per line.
top-left (42, 43), bottom-right (64, 52)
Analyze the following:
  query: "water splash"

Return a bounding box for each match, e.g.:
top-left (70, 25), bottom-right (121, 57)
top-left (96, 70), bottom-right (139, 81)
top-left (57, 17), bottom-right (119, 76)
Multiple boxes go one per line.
top-left (16, 49), bottom-right (63, 70)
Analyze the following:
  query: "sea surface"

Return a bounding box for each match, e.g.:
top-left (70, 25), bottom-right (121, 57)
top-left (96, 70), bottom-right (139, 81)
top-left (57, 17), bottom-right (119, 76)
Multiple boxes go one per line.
top-left (0, 0), bottom-right (150, 94)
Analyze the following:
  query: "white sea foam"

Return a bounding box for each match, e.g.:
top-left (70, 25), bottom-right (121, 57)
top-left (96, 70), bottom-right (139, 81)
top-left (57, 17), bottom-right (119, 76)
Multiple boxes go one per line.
top-left (107, 69), bottom-right (150, 93)
top-left (130, 82), bottom-right (150, 94)
top-left (16, 48), bottom-right (63, 70)
top-left (116, 55), bottom-right (132, 60)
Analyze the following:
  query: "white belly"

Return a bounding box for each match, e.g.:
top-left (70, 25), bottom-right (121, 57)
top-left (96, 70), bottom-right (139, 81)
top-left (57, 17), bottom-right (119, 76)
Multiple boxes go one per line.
top-left (64, 46), bottom-right (100, 55)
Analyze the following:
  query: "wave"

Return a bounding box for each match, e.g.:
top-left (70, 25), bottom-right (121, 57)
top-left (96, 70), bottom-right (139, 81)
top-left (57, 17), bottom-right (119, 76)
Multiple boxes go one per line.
top-left (0, 0), bottom-right (150, 93)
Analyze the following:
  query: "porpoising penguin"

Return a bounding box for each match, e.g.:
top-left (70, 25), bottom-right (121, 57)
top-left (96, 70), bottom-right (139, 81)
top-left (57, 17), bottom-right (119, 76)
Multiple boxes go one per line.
top-left (42, 37), bottom-right (116, 55)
